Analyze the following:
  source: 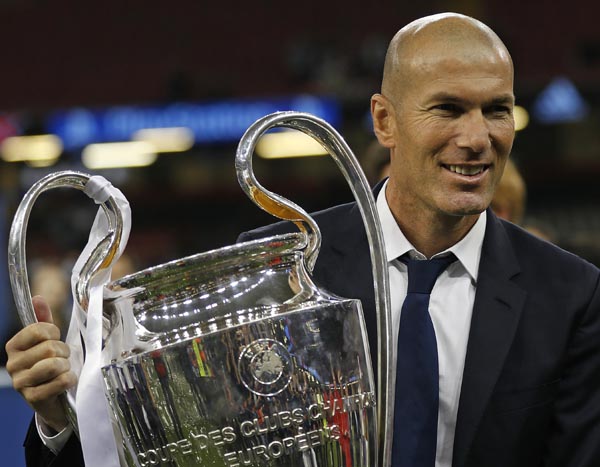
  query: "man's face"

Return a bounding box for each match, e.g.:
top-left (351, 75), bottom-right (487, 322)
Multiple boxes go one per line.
top-left (385, 50), bottom-right (515, 221)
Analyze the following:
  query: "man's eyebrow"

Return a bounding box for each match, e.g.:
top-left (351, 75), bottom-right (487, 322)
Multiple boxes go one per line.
top-left (428, 92), bottom-right (463, 102)
top-left (427, 93), bottom-right (515, 105)
top-left (488, 95), bottom-right (516, 105)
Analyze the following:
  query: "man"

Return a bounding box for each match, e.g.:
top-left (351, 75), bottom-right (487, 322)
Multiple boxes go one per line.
top-left (245, 12), bottom-right (599, 467)
top-left (5, 12), bottom-right (600, 467)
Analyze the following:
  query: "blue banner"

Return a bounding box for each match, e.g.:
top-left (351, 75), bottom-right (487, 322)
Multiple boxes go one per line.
top-left (47, 95), bottom-right (341, 150)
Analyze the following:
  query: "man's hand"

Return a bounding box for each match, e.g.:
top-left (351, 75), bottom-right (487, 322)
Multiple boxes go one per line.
top-left (5, 296), bottom-right (76, 433)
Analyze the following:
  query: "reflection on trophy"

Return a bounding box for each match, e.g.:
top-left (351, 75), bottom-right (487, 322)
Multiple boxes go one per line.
top-left (8, 112), bottom-right (392, 467)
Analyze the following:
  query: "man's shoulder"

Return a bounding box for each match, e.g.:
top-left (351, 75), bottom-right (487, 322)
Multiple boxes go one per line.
top-left (498, 217), bottom-right (600, 276)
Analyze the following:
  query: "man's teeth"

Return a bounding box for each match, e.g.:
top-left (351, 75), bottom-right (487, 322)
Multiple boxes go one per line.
top-left (448, 165), bottom-right (485, 175)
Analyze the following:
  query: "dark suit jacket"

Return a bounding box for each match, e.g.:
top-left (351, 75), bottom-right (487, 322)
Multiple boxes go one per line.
top-left (24, 201), bottom-right (600, 467)
top-left (238, 200), bottom-right (600, 467)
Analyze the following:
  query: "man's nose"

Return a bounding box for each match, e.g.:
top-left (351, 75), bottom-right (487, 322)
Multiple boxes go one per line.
top-left (455, 111), bottom-right (492, 154)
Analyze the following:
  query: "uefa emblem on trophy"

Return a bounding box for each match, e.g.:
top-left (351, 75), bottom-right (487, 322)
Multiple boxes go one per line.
top-left (8, 112), bottom-right (393, 467)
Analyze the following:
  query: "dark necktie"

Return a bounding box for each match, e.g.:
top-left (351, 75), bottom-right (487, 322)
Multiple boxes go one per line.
top-left (392, 254), bottom-right (456, 467)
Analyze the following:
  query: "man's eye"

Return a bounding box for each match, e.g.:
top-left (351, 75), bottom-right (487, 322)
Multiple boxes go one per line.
top-left (487, 105), bottom-right (512, 116)
top-left (433, 103), bottom-right (461, 114)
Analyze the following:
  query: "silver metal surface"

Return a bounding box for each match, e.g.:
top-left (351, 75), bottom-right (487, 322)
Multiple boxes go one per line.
top-left (103, 233), bottom-right (376, 466)
top-left (7, 170), bottom-right (125, 436)
top-left (236, 112), bottom-right (393, 467)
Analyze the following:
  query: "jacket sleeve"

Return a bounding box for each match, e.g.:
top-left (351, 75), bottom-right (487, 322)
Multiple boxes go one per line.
top-left (24, 419), bottom-right (84, 467)
top-left (544, 270), bottom-right (600, 466)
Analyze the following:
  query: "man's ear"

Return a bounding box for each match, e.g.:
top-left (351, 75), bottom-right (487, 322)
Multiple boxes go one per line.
top-left (371, 94), bottom-right (396, 148)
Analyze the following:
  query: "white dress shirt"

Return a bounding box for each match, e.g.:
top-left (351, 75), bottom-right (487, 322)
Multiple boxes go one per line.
top-left (36, 413), bottom-right (72, 454)
top-left (377, 181), bottom-right (486, 467)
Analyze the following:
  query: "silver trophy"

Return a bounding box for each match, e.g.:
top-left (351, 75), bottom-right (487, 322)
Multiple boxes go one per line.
top-left (8, 112), bottom-right (393, 467)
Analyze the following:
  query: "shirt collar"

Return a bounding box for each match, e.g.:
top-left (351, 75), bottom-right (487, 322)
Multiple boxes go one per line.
top-left (376, 179), bottom-right (485, 282)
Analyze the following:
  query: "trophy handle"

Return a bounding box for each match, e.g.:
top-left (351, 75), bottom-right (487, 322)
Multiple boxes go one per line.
top-left (7, 170), bottom-right (125, 436)
top-left (235, 111), bottom-right (393, 467)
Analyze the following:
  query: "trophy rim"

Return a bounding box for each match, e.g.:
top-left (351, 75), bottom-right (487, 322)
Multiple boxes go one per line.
top-left (107, 231), bottom-right (307, 292)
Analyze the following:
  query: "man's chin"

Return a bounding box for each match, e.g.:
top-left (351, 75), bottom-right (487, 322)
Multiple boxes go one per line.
top-left (440, 201), bottom-right (489, 218)
top-left (439, 192), bottom-right (492, 215)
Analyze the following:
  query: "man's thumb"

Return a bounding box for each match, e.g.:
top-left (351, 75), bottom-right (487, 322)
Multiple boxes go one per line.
top-left (32, 295), bottom-right (54, 324)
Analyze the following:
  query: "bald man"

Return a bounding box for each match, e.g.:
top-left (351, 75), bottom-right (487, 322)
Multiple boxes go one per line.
top-left (241, 12), bottom-right (600, 467)
top-left (6, 12), bottom-right (600, 467)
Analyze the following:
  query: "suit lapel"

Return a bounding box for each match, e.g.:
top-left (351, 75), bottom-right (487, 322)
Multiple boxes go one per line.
top-left (327, 202), bottom-right (377, 337)
top-left (452, 212), bottom-right (527, 467)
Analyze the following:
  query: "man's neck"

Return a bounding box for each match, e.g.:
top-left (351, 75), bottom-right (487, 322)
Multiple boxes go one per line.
top-left (385, 190), bottom-right (480, 258)
top-left (401, 216), bottom-right (479, 258)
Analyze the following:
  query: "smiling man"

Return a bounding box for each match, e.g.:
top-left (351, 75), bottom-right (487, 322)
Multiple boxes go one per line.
top-left (242, 12), bottom-right (600, 467)
top-left (371, 13), bottom-right (516, 258)
top-left (5, 12), bottom-right (600, 467)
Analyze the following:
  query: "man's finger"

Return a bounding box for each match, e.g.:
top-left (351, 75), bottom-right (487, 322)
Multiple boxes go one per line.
top-left (5, 322), bottom-right (61, 354)
top-left (32, 295), bottom-right (54, 324)
top-left (20, 371), bottom-right (77, 405)
top-left (6, 339), bottom-right (70, 375)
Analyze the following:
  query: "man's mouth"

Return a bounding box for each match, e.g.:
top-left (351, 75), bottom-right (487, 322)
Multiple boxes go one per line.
top-left (444, 164), bottom-right (489, 176)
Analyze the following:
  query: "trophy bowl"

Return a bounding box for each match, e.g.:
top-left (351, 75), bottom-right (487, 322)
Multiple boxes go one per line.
top-left (102, 233), bottom-right (376, 467)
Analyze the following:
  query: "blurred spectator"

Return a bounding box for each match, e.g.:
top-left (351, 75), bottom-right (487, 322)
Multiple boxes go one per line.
top-left (111, 253), bottom-right (137, 280)
top-left (491, 158), bottom-right (555, 242)
top-left (490, 158), bottom-right (526, 224)
top-left (30, 261), bottom-right (70, 335)
top-left (361, 140), bottom-right (390, 186)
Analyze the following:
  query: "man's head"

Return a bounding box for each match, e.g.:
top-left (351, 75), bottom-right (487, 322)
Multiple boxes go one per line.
top-left (371, 13), bottom-right (515, 229)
